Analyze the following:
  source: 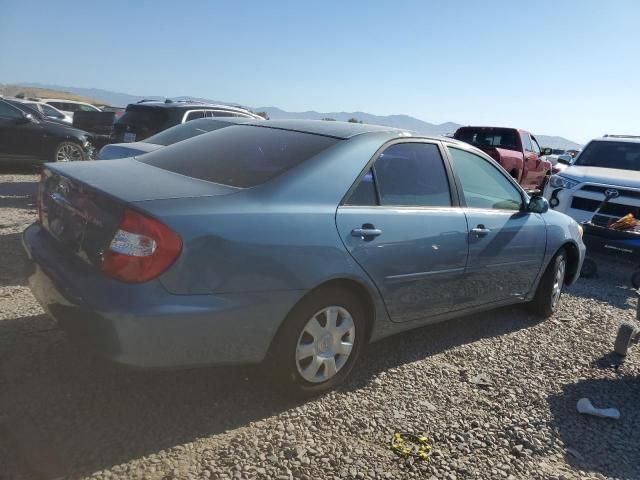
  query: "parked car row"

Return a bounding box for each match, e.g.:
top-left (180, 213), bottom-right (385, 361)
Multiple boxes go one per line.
top-left (23, 119), bottom-right (586, 395)
top-left (0, 96), bottom-right (261, 166)
top-left (0, 98), bottom-right (94, 163)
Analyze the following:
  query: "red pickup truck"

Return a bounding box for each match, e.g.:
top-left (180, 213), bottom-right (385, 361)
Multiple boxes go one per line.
top-left (453, 126), bottom-right (552, 190)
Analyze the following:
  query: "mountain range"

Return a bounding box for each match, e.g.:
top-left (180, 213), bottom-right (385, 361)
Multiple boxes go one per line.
top-left (12, 82), bottom-right (582, 150)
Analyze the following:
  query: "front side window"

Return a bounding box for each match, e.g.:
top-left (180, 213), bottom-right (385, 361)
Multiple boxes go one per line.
top-left (0, 101), bottom-right (23, 120)
top-left (345, 143), bottom-right (451, 207)
top-left (448, 147), bottom-right (523, 211)
top-left (521, 133), bottom-right (533, 152)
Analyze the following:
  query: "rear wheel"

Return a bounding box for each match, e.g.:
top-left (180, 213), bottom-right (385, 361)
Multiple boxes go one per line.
top-left (266, 288), bottom-right (366, 396)
top-left (528, 249), bottom-right (567, 317)
top-left (54, 141), bottom-right (85, 162)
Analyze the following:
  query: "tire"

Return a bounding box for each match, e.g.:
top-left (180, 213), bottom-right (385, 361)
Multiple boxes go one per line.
top-left (54, 141), bottom-right (85, 162)
top-left (614, 322), bottom-right (638, 356)
top-left (540, 173), bottom-right (551, 189)
top-left (265, 287), bottom-right (367, 397)
top-left (631, 270), bottom-right (640, 289)
top-left (580, 258), bottom-right (598, 279)
top-left (528, 249), bottom-right (567, 318)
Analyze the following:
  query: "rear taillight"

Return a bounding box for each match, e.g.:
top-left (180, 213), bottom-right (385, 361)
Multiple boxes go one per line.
top-left (101, 208), bottom-right (182, 283)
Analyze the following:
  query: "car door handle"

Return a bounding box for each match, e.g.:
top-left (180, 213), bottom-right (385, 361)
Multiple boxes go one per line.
top-left (351, 228), bottom-right (382, 238)
top-left (470, 226), bottom-right (490, 237)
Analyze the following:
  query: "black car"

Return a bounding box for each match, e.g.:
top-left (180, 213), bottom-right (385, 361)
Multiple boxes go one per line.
top-left (111, 99), bottom-right (262, 143)
top-left (0, 98), bottom-right (94, 165)
top-left (97, 117), bottom-right (257, 159)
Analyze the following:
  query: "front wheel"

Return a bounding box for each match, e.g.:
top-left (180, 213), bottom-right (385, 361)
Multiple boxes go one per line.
top-left (528, 249), bottom-right (567, 317)
top-left (54, 141), bottom-right (85, 162)
top-left (266, 288), bottom-right (366, 396)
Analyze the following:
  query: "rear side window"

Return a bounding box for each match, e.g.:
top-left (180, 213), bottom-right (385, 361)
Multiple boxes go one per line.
top-left (345, 143), bottom-right (451, 207)
top-left (138, 125), bottom-right (340, 188)
top-left (185, 111), bottom-right (205, 121)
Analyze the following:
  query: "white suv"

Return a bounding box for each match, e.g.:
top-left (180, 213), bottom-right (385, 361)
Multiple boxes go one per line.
top-left (544, 135), bottom-right (640, 225)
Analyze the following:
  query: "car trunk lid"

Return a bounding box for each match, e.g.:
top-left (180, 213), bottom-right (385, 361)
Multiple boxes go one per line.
top-left (39, 160), bottom-right (237, 266)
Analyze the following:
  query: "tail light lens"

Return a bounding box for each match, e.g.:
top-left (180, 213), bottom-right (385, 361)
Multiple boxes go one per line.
top-left (101, 208), bottom-right (182, 283)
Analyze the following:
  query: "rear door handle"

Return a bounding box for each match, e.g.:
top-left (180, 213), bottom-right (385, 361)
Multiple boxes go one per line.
top-left (351, 228), bottom-right (382, 238)
top-left (470, 226), bottom-right (490, 237)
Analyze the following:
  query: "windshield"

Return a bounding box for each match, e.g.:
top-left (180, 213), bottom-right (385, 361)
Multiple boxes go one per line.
top-left (144, 118), bottom-right (238, 146)
top-left (574, 140), bottom-right (640, 171)
top-left (454, 128), bottom-right (520, 151)
top-left (138, 125), bottom-right (341, 187)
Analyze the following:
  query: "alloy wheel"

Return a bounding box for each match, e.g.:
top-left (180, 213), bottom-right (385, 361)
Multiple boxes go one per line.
top-left (551, 257), bottom-right (566, 308)
top-left (295, 306), bottom-right (356, 383)
top-left (55, 143), bottom-right (84, 162)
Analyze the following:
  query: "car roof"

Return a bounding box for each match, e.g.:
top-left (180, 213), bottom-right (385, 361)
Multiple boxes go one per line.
top-left (594, 135), bottom-right (640, 144)
top-left (38, 98), bottom-right (95, 105)
top-left (236, 119), bottom-right (476, 146)
top-left (237, 119), bottom-right (414, 139)
top-left (128, 100), bottom-right (255, 113)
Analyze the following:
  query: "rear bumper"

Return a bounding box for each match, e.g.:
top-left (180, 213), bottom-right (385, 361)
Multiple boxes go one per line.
top-left (22, 223), bottom-right (303, 368)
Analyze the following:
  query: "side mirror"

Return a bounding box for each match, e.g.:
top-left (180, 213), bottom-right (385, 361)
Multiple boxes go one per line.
top-left (528, 195), bottom-right (549, 214)
top-left (541, 147), bottom-right (553, 156)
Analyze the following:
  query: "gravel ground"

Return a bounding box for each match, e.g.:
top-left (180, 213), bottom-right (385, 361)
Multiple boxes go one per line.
top-left (1, 171), bottom-right (639, 480)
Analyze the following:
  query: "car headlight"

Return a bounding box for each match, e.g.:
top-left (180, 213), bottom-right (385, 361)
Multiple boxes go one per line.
top-left (548, 174), bottom-right (579, 190)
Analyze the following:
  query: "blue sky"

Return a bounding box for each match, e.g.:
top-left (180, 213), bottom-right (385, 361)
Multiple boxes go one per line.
top-left (2, 0), bottom-right (639, 143)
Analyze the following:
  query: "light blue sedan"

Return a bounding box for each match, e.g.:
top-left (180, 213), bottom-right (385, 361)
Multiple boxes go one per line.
top-left (23, 120), bottom-right (585, 395)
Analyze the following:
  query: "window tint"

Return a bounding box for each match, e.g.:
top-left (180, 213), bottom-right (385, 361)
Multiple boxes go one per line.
top-left (448, 147), bottom-right (523, 211)
top-left (139, 125), bottom-right (340, 188)
top-left (521, 133), bottom-right (533, 152)
top-left (455, 128), bottom-right (519, 152)
top-left (345, 170), bottom-right (377, 206)
top-left (370, 143), bottom-right (451, 207)
top-left (575, 141), bottom-right (640, 171)
top-left (0, 101), bottom-right (23, 119)
top-left (185, 111), bottom-right (205, 121)
top-left (145, 118), bottom-right (235, 146)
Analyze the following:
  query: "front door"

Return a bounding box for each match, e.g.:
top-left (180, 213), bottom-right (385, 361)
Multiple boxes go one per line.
top-left (446, 146), bottom-right (547, 308)
top-left (336, 141), bottom-right (469, 322)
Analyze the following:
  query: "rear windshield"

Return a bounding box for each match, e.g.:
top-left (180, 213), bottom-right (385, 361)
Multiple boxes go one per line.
top-left (138, 125), bottom-right (341, 187)
top-left (144, 118), bottom-right (237, 146)
top-left (117, 106), bottom-right (168, 129)
top-left (454, 128), bottom-right (519, 151)
top-left (575, 140), bottom-right (640, 171)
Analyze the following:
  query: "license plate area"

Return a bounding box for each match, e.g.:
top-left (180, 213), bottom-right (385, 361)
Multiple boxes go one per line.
top-left (123, 132), bottom-right (136, 142)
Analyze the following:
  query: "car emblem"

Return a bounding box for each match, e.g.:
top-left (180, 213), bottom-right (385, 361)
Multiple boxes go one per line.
top-left (604, 188), bottom-right (620, 199)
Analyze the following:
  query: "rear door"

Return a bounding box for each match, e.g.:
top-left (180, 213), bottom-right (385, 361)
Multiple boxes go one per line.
top-left (446, 146), bottom-right (546, 308)
top-left (336, 141), bottom-right (469, 322)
